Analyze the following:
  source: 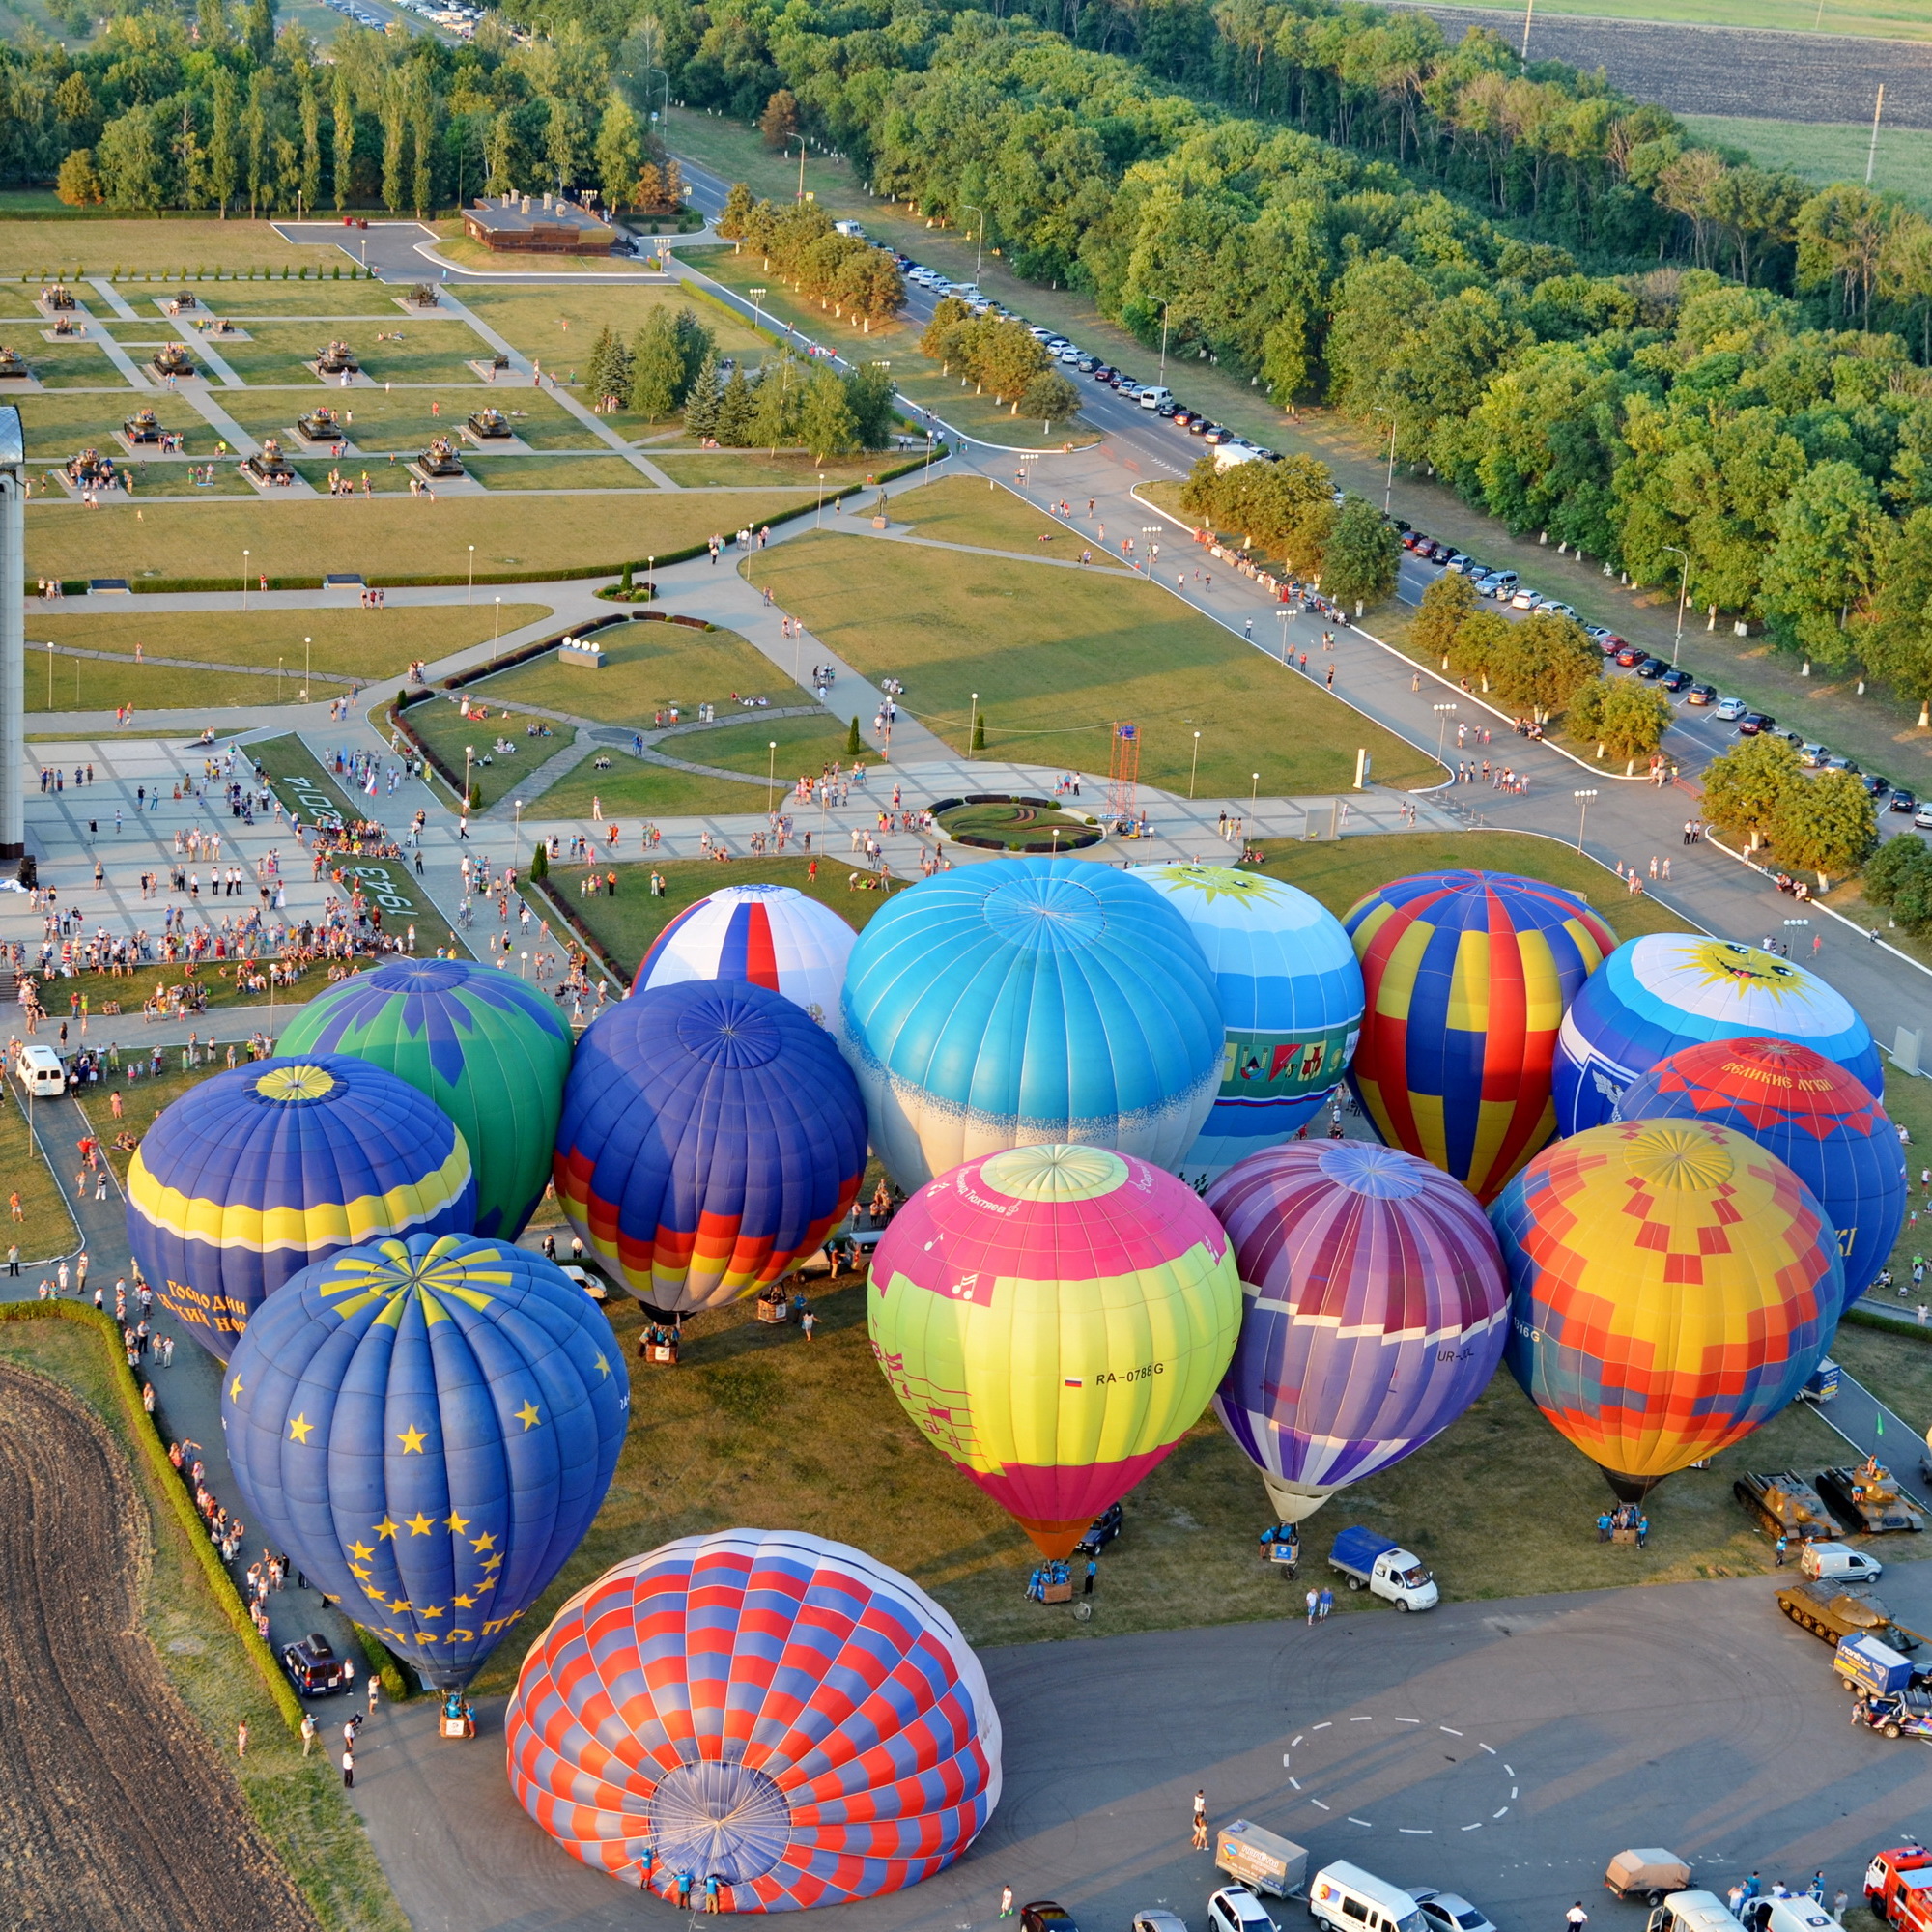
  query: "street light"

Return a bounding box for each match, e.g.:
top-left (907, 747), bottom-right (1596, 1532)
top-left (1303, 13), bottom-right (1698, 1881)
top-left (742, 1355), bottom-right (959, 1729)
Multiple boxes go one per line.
top-left (969, 691), bottom-right (979, 759)
top-left (960, 204), bottom-right (984, 282)
top-left (1157, 298), bottom-right (1173, 386)
top-left (1660, 544), bottom-right (1690, 666)
top-left (464, 744), bottom-right (474, 813)
top-left (1573, 787), bottom-right (1598, 853)
top-left (788, 133), bottom-right (807, 203)
top-left (242, 548), bottom-right (249, 611)
top-left (1374, 406), bottom-right (1398, 516)
top-left (1433, 701), bottom-right (1458, 765)
top-left (493, 595), bottom-right (502, 640)
top-left (512, 798), bottom-right (523, 867)
top-left (468, 544), bottom-right (475, 605)
top-left (302, 633), bottom-right (310, 701)
top-left (766, 740), bottom-right (777, 812)
top-left (748, 287), bottom-right (767, 335)
top-left (814, 470), bottom-right (825, 526)
top-left (1189, 730), bottom-right (1201, 799)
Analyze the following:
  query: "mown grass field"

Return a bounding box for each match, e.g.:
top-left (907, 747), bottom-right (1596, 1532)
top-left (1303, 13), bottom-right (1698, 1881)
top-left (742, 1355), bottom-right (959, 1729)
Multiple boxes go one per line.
top-left (1679, 114), bottom-right (1932, 206)
top-left (0, 222), bottom-right (348, 275)
top-left (1411, 0), bottom-right (1930, 39)
top-left (218, 384), bottom-right (586, 453)
top-left (748, 529), bottom-right (1441, 797)
top-left (656, 452), bottom-right (894, 490)
top-left (466, 454), bottom-right (651, 492)
top-left (1, 1085), bottom-right (79, 1263)
top-left (405, 702), bottom-right (577, 810)
top-left (23, 489), bottom-right (814, 583)
top-left (15, 390), bottom-right (212, 458)
top-left (892, 475), bottom-right (1129, 565)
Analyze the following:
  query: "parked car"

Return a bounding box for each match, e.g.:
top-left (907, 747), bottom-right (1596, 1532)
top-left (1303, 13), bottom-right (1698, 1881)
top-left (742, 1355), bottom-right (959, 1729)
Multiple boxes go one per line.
top-left (1427, 541), bottom-right (1454, 562)
top-left (1156, 400), bottom-right (1178, 417)
top-left (1140, 384), bottom-right (1173, 409)
top-left (1076, 1501), bottom-right (1124, 1554)
top-left (1687, 682), bottom-right (1718, 704)
top-left (1189, 417), bottom-right (1212, 436)
top-left (1918, 805), bottom-right (1932, 830)
top-left (1445, 554), bottom-right (1480, 574)
top-left (1075, 355), bottom-right (1098, 372)
top-left (1733, 1469), bottom-right (1840, 1542)
top-left (1660, 668), bottom-right (1692, 692)
top-left (1509, 586), bottom-right (1542, 610)
top-left (1482, 570), bottom-right (1520, 597)
top-left (1713, 696), bottom-right (1747, 719)
top-left (1133, 1915), bottom-right (1191, 1932)
top-left (1542, 601), bottom-right (1578, 620)
top-left (1738, 711), bottom-right (1775, 735)
top-left (1021, 1904), bottom-right (1078, 1932)
top-left (1635, 657), bottom-right (1668, 679)
top-left (1203, 424), bottom-right (1232, 443)
top-left (1598, 633), bottom-right (1627, 656)
top-left (1815, 1464), bottom-right (1927, 1536)
top-left (1209, 1886), bottom-right (1282, 1932)
top-left (1171, 408), bottom-right (1196, 426)
top-left (1802, 1541), bottom-right (1884, 1584)
top-left (282, 1632), bottom-right (350, 1696)
top-left (1614, 642), bottom-right (1646, 668)
top-left (1891, 789), bottom-right (1918, 813)
top-left (1863, 773), bottom-right (1892, 798)
top-left (1412, 1890), bottom-right (1497, 1932)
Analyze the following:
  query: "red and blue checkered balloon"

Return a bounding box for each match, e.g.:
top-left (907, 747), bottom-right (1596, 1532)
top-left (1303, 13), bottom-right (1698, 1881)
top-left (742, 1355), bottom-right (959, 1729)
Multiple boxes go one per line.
top-left (505, 1529), bottom-right (1003, 1911)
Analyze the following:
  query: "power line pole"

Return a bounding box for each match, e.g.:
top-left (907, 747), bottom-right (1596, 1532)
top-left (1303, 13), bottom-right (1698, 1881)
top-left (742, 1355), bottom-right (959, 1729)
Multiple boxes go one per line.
top-left (1520, 0), bottom-right (1535, 61)
top-left (1866, 84), bottom-right (1886, 185)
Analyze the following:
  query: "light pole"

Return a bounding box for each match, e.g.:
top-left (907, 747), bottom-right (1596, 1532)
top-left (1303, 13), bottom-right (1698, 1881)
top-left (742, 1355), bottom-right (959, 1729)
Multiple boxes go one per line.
top-left (1189, 730), bottom-right (1201, 800)
top-left (468, 545), bottom-right (475, 604)
top-left (1250, 772), bottom-right (1259, 819)
top-left (1660, 544), bottom-right (1690, 666)
top-left (242, 549), bottom-right (249, 611)
top-left (1375, 406), bottom-right (1398, 516)
top-left (512, 798), bottom-right (523, 867)
top-left (1277, 607), bottom-right (1292, 663)
top-left (302, 633), bottom-right (310, 701)
top-left (493, 595), bottom-right (501, 640)
top-left (960, 204), bottom-right (985, 282)
top-left (1573, 787), bottom-right (1598, 853)
top-left (749, 287), bottom-right (767, 335)
top-left (1157, 298), bottom-right (1173, 386)
top-left (277, 654), bottom-right (283, 701)
top-left (969, 691), bottom-right (979, 759)
top-left (464, 744), bottom-right (473, 813)
top-left (1434, 701), bottom-right (1457, 765)
top-left (789, 134), bottom-right (807, 203)
top-left (766, 740), bottom-right (777, 812)
top-left (815, 470), bottom-right (825, 526)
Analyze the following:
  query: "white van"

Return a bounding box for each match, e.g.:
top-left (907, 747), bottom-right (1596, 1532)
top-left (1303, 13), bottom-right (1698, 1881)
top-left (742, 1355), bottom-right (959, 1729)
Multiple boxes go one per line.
top-left (1758, 1899), bottom-right (1833, 1932)
top-left (1139, 384), bottom-right (1173, 409)
top-left (1801, 1541), bottom-right (1883, 1583)
top-left (1647, 1892), bottom-right (1751, 1932)
top-left (1309, 1863), bottom-right (1426, 1932)
top-left (13, 1043), bottom-right (64, 1098)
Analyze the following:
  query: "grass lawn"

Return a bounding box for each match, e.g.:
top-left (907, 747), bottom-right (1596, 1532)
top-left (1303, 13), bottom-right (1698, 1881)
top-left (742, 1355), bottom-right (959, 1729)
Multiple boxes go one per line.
top-left (23, 489), bottom-right (814, 584)
top-left (429, 235), bottom-right (667, 276)
top-left (461, 283), bottom-right (765, 374)
top-left (1678, 115), bottom-right (1932, 206)
top-left (404, 701), bottom-right (577, 809)
top-left (656, 452), bottom-right (895, 490)
top-left (1397, 0), bottom-right (1929, 39)
top-left (22, 336), bottom-right (125, 386)
top-left (26, 655), bottom-right (305, 712)
top-left (0, 1319), bottom-right (412, 1930)
top-left (1, 1085), bottom-right (79, 1262)
top-left (747, 531), bottom-right (1441, 796)
top-left (16, 391), bottom-right (213, 459)
top-left (208, 282), bottom-right (440, 320)
top-left (203, 319), bottom-right (480, 389)
top-left (468, 454), bottom-right (651, 491)
top-left (0, 221), bottom-right (346, 276)
top-left (290, 458), bottom-right (416, 495)
top-left (34, 603), bottom-right (550, 683)
top-left (220, 385), bottom-right (584, 453)
top-left (1832, 1320), bottom-right (1932, 1445)
top-left (475, 614), bottom-right (808, 724)
top-left (892, 475), bottom-right (1128, 566)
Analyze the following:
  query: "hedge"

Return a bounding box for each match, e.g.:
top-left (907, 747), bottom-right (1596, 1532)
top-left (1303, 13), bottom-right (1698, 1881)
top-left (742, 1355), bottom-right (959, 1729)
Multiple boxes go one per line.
top-left (526, 874), bottom-right (628, 987)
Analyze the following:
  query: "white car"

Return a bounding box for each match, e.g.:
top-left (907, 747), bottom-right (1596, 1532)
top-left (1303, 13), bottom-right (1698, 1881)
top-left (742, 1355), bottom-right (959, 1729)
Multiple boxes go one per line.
top-left (1059, 347), bottom-right (1081, 363)
top-left (1208, 1889), bottom-right (1279, 1932)
top-left (1714, 696), bottom-right (1747, 721)
top-left (558, 1263), bottom-right (607, 1303)
top-left (1412, 1891), bottom-right (1497, 1932)
top-left (1510, 586), bottom-right (1541, 610)
top-left (1542, 601), bottom-right (1578, 619)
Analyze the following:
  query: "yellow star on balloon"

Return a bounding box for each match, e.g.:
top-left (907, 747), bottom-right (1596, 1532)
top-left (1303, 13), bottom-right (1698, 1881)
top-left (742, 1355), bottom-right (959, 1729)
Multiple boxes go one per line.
top-left (454, 1592), bottom-right (475, 1609)
top-left (594, 1352), bottom-right (610, 1378)
top-left (444, 1510), bottom-right (470, 1535)
top-left (406, 1512), bottom-right (435, 1536)
top-left (229, 1374), bottom-right (244, 1403)
top-left (396, 1423), bottom-right (427, 1454)
top-left (347, 1539), bottom-right (375, 1562)
top-left (419, 1605), bottom-right (445, 1620)
top-left (376, 1516), bottom-right (400, 1540)
top-left (469, 1531), bottom-right (497, 1552)
top-left (288, 1413), bottom-right (313, 1444)
top-left (515, 1400), bottom-right (541, 1430)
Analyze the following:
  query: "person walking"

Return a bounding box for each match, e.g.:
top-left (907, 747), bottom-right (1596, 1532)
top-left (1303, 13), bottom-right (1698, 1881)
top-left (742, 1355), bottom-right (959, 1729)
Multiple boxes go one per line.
top-left (368, 1673), bottom-right (381, 1717)
top-left (300, 1712), bottom-right (317, 1756)
top-left (1775, 1533), bottom-right (1788, 1567)
top-left (1319, 1585), bottom-right (1333, 1619)
top-left (1001, 1887), bottom-right (1015, 1918)
top-left (1085, 1553), bottom-right (1097, 1596)
top-left (801, 1307), bottom-right (816, 1341)
top-left (342, 1745), bottom-right (355, 1789)
top-left (236, 1721), bottom-right (249, 1758)
top-left (1567, 1905), bottom-right (1589, 1932)
top-left (1305, 1587), bottom-right (1319, 1625)
top-left (1193, 1790), bottom-right (1207, 1832)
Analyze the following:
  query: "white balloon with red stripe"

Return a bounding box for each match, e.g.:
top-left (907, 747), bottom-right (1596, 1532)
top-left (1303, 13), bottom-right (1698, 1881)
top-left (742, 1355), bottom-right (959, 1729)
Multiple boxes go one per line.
top-left (632, 883), bottom-right (857, 1027)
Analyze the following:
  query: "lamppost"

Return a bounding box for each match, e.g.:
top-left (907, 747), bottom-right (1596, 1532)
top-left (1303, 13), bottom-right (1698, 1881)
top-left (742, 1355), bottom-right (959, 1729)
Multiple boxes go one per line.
top-left (277, 654), bottom-right (283, 701)
top-left (1660, 544), bottom-right (1690, 666)
top-left (969, 691), bottom-right (979, 759)
top-left (463, 744), bottom-right (474, 814)
top-left (1573, 787), bottom-right (1598, 853)
top-left (766, 740), bottom-right (777, 812)
top-left (302, 633), bottom-right (310, 701)
top-left (468, 545), bottom-right (475, 605)
top-left (1157, 298), bottom-right (1173, 386)
top-left (1140, 526), bottom-right (1160, 573)
top-left (960, 204), bottom-right (985, 282)
top-left (1250, 772), bottom-right (1259, 819)
top-left (1375, 406), bottom-right (1398, 516)
top-left (1434, 701), bottom-right (1457, 765)
top-left (1276, 607), bottom-right (1291, 663)
top-left (748, 288), bottom-right (768, 337)
top-left (242, 549), bottom-right (249, 612)
top-left (814, 470), bottom-right (825, 526)
top-left (512, 797), bottom-right (523, 867)
top-left (788, 134), bottom-right (807, 203)
top-left (493, 595), bottom-right (502, 641)
top-left (1189, 730), bottom-right (1201, 799)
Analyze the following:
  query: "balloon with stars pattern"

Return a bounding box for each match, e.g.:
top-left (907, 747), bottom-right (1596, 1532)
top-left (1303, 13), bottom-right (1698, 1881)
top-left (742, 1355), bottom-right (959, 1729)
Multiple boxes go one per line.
top-left (221, 1232), bottom-right (629, 1689)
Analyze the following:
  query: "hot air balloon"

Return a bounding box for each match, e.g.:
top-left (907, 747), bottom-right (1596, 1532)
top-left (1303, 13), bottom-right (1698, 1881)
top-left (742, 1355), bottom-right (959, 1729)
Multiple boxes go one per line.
top-left (276, 956), bottom-right (574, 1239)
top-left (554, 980), bottom-right (867, 1313)
top-left (839, 859), bottom-right (1223, 1191)
top-left (505, 1529), bottom-right (1002, 1912)
top-left (868, 1143), bottom-right (1240, 1557)
top-left (1492, 1120), bottom-right (1838, 1497)
top-left (1206, 1141), bottom-right (1509, 1521)
top-left (1614, 1036), bottom-right (1905, 1319)
top-left (635, 883), bottom-right (856, 1028)
top-left (222, 1231), bottom-right (628, 1688)
top-left (1343, 870), bottom-right (1615, 1204)
top-left (1127, 863), bottom-right (1364, 1180)
top-left (1554, 934), bottom-right (1883, 1136)
top-left (127, 1055), bottom-right (476, 1360)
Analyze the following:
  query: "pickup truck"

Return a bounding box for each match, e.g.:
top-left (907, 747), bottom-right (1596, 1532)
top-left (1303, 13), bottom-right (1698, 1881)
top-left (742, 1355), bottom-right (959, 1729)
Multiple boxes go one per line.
top-left (1329, 1527), bottom-right (1438, 1611)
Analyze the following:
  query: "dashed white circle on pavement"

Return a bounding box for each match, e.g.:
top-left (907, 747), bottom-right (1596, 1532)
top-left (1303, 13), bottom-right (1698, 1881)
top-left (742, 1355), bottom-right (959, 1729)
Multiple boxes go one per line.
top-left (1280, 1714), bottom-right (1522, 1837)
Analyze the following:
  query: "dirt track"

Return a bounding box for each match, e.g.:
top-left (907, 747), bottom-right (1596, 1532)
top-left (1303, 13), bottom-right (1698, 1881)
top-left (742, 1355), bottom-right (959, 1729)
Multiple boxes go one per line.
top-left (0, 1362), bottom-right (319, 1930)
top-left (1393, 4), bottom-right (1932, 128)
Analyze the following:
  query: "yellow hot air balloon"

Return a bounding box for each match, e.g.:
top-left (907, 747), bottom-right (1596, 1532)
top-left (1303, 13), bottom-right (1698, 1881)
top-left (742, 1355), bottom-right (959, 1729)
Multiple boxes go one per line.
top-left (867, 1144), bottom-right (1241, 1557)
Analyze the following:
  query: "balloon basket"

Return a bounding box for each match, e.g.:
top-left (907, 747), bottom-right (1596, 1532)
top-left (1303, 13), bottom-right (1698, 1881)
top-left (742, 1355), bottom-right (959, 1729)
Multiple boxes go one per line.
top-left (639, 1339), bottom-right (680, 1366)
top-left (1040, 1581), bottom-right (1074, 1605)
top-left (1611, 1527), bottom-right (1638, 1545)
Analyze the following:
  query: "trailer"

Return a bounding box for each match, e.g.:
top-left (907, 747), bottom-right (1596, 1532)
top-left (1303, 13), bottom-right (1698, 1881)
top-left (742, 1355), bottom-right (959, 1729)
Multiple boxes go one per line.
top-left (1216, 1821), bottom-right (1307, 1899)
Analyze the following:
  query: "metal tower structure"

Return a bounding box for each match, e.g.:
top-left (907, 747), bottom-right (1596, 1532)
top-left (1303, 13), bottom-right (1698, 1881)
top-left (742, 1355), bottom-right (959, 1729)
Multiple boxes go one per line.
top-left (0, 404), bottom-right (22, 871)
top-left (1106, 721), bottom-right (1139, 828)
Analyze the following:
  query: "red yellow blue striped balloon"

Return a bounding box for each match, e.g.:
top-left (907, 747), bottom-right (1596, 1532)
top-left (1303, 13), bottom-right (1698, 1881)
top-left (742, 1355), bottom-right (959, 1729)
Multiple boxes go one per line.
top-left (1493, 1120), bottom-right (1838, 1496)
top-left (506, 1530), bottom-right (1002, 1912)
top-left (868, 1144), bottom-right (1241, 1558)
top-left (127, 1055), bottom-right (477, 1361)
top-left (1344, 871), bottom-right (1616, 1204)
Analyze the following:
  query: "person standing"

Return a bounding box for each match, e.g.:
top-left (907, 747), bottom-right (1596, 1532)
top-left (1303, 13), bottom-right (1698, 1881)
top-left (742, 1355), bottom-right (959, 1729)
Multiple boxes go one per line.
top-left (1319, 1586), bottom-right (1333, 1620)
top-left (368, 1672), bottom-right (381, 1717)
top-left (1566, 1905), bottom-right (1589, 1932)
top-left (300, 1712), bottom-right (317, 1756)
top-left (1084, 1553), bottom-right (1097, 1596)
top-left (705, 1875), bottom-right (722, 1913)
top-left (342, 1745), bottom-right (355, 1789)
top-left (1193, 1790), bottom-right (1207, 1832)
top-left (1305, 1588), bottom-right (1319, 1626)
top-left (1001, 1887), bottom-right (1015, 1918)
top-left (236, 1721), bottom-right (248, 1758)
top-left (1775, 1533), bottom-right (1788, 1567)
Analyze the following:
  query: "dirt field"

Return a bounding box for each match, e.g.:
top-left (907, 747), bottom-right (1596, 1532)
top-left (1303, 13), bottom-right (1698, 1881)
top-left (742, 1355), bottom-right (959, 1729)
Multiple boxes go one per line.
top-left (0, 1360), bottom-right (319, 1931)
top-left (1399, 4), bottom-right (1932, 126)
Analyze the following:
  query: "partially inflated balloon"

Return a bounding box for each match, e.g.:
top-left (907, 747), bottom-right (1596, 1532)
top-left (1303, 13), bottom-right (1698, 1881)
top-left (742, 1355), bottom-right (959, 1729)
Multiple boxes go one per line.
top-left (868, 1143), bottom-right (1241, 1557)
top-left (127, 1055), bottom-right (476, 1360)
top-left (506, 1530), bottom-right (1002, 1911)
top-left (554, 980), bottom-right (867, 1312)
top-left (1128, 863), bottom-right (1364, 1180)
top-left (1555, 934), bottom-right (1882, 1135)
top-left (1493, 1120), bottom-right (1837, 1497)
top-left (1615, 1036), bottom-right (1905, 1319)
top-left (635, 882), bottom-right (856, 1027)
top-left (1207, 1141), bottom-right (1509, 1521)
top-left (223, 1232), bottom-right (628, 1687)
top-left (838, 859), bottom-right (1224, 1191)
top-left (277, 957), bottom-right (574, 1238)
top-left (1344, 870), bottom-right (1615, 1203)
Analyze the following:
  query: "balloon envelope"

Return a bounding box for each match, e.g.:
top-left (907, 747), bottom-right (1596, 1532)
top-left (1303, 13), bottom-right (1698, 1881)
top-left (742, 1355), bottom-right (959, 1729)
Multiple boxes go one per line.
top-left (1615, 1035), bottom-right (1905, 1319)
top-left (276, 956), bottom-right (574, 1239)
top-left (1555, 934), bottom-right (1882, 1136)
top-left (1128, 863), bottom-right (1364, 1179)
top-left (1207, 1141), bottom-right (1509, 1521)
top-left (222, 1231), bottom-right (629, 1687)
top-left (506, 1529), bottom-right (1002, 1912)
top-left (1492, 1120), bottom-right (1838, 1495)
top-left (838, 858), bottom-right (1224, 1190)
top-left (1343, 870), bottom-right (1615, 1204)
top-left (868, 1143), bottom-right (1241, 1557)
top-left (127, 1054), bottom-right (476, 1360)
top-left (554, 980), bottom-right (867, 1313)
top-left (635, 882), bottom-right (856, 1028)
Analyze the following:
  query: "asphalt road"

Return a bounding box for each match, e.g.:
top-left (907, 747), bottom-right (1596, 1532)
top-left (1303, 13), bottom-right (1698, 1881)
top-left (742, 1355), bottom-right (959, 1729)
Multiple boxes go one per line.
top-left (346, 1562), bottom-right (1932, 1932)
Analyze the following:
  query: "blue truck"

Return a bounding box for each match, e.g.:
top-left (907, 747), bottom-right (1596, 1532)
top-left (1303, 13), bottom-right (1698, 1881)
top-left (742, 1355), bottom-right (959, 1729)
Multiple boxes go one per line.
top-left (1329, 1528), bottom-right (1438, 1611)
top-left (1837, 1633), bottom-right (1915, 1698)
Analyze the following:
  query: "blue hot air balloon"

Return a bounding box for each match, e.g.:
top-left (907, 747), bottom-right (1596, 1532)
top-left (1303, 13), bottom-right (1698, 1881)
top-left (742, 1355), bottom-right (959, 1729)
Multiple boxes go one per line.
top-left (554, 980), bottom-right (868, 1313)
top-left (222, 1231), bottom-right (629, 1689)
top-left (1555, 934), bottom-right (1882, 1135)
top-left (1614, 1035), bottom-right (1906, 1319)
top-left (838, 858), bottom-right (1224, 1191)
top-left (127, 1056), bottom-right (476, 1360)
top-left (1128, 864), bottom-right (1364, 1181)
